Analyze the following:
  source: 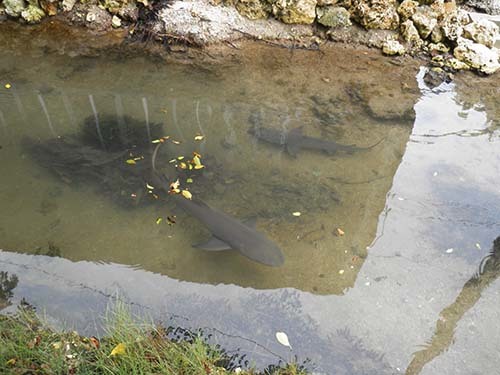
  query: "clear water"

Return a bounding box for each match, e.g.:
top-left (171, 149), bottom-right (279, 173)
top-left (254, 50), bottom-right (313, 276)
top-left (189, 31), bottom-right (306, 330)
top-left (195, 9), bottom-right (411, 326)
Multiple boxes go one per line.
top-left (1, 21), bottom-right (500, 374)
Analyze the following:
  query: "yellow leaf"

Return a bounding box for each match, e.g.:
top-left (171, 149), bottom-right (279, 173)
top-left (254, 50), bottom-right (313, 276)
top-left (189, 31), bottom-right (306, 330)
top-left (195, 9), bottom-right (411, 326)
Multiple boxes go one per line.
top-left (336, 228), bottom-right (345, 236)
top-left (181, 190), bottom-right (192, 200)
top-left (5, 83), bottom-right (11, 89)
top-left (171, 140), bottom-right (181, 145)
top-left (186, 178), bottom-right (193, 183)
top-left (152, 139), bottom-right (161, 144)
top-left (126, 159), bottom-right (136, 165)
top-left (292, 212), bottom-right (301, 217)
top-left (146, 183), bottom-right (155, 190)
top-left (192, 155), bottom-right (202, 166)
top-left (156, 217), bottom-right (163, 225)
top-left (6, 358), bottom-right (16, 366)
top-left (194, 135), bottom-right (205, 141)
top-left (169, 159), bottom-right (176, 164)
top-left (179, 162), bottom-right (188, 170)
top-left (194, 165), bottom-right (204, 170)
top-left (110, 343), bottom-right (126, 356)
top-left (177, 156), bottom-right (185, 160)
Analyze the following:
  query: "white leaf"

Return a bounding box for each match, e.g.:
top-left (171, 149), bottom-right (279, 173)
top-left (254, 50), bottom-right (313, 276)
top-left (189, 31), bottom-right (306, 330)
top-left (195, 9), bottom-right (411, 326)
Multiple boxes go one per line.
top-left (275, 331), bottom-right (292, 349)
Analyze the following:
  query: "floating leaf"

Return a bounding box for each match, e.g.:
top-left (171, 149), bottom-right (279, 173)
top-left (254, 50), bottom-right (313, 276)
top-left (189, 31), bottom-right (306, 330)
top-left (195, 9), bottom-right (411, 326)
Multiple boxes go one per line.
top-left (192, 155), bottom-right (202, 166)
top-left (110, 343), bottom-right (126, 356)
top-left (292, 212), bottom-right (301, 217)
top-left (171, 140), bottom-right (181, 145)
top-left (275, 332), bottom-right (292, 349)
top-left (336, 228), bottom-right (345, 236)
top-left (130, 193), bottom-right (137, 198)
top-left (179, 162), bottom-right (188, 170)
top-left (152, 139), bottom-right (162, 144)
top-left (446, 248), bottom-right (454, 254)
top-left (146, 183), bottom-right (155, 190)
top-left (177, 156), bottom-right (185, 160)
top-left (169, 179), bottom-right (180, 191)
top-left (194, 165), bottom-right (204, 170)
top-left (126, 159), bottom-right (137, 165)
top-left (186, 178), bottom-right (193, 183)
top-left (5, 83), bottom-right (11, 89)
top-left (194, 135), bottom-right (205, 141)
top-left (181, 190), bottom-right (193, 200)
top-left (167, 216), bottom-right (176, 225)
top-left (169, 159), bottom-right (176, 164)
top-left (133, 156), bottom-right (144, 161)
top-left (156, 217), bottom-right (163, 225)
top-left (338, 269), bottom-right (345, 275)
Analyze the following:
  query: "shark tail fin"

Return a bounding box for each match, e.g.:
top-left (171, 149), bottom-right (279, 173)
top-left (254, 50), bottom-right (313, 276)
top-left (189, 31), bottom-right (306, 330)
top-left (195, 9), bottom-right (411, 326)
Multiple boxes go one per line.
top-left (193, 236), bottom-right (232, 251)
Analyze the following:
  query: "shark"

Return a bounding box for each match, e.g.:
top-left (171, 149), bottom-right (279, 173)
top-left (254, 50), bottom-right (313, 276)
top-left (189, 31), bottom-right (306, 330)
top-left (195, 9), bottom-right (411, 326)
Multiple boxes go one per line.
top-left (248, 125), bottom-right (382, 157)
top-left (149, 145), bottom-right (285, 267)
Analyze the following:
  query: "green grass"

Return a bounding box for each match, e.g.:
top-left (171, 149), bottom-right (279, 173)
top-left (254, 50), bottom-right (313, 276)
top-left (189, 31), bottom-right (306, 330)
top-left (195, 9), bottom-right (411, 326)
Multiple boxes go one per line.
top-left (0, 302), bottom-right (307, 375)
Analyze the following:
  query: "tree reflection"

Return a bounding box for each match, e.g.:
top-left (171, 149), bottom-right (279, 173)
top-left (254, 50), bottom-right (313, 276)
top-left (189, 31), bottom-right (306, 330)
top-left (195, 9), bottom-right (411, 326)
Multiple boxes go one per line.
top-left (406, 236), bottom-right (500, 374)
top-left (0, 271), bottom-right (19, 310)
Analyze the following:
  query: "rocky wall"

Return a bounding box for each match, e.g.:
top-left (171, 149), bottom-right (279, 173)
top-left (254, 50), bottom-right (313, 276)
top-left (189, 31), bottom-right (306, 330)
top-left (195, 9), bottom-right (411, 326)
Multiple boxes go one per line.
top-left (0, 0), bottom-right (499, 75)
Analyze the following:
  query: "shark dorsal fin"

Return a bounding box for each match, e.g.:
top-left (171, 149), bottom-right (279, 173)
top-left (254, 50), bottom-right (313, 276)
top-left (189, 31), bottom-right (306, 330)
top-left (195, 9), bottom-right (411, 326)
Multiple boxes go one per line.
top-left (285, 127), bottom-right (303, 157)
top-left (193, 236), bottom-right (232, 251)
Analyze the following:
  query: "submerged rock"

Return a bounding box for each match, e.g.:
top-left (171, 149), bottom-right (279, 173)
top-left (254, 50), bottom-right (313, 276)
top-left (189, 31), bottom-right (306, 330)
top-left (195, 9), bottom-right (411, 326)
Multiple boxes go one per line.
top-left (272, 0), bottom-right (317, 24)
top-left (3, 0), bottom-right (26, 17)
top-left (317, 6), bottom-right (352, 28)
top-left (463, 18), bottom-right (499, 48)
top-left (454, 37), bottom-right (500, 74)
top-left (382, 39), bottom-right (405, 55)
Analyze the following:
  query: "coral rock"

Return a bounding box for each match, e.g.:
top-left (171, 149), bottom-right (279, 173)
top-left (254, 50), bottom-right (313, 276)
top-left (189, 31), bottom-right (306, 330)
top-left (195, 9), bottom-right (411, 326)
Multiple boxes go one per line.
top-left (454, 37), bottom-right (500, 74)
top-left (272, 0), bottom-right (317, 24)
top-left (316, 6), bottom-right (352, 27)
top-left (463, 18), bottom-right (499, 48)
top-left (382, 39), bottom-right (406, 55)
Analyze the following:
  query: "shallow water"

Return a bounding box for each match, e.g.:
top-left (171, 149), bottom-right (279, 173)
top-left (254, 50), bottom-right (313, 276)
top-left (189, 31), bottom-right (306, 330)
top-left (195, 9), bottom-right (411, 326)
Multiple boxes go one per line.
top-left (1, 22), bottom-right (500, 374)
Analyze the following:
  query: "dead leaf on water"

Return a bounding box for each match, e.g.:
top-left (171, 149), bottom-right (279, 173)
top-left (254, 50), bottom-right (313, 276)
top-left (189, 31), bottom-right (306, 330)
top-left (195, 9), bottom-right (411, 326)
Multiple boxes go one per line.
top-left (186, 178), bottom-right (193, 183)
top-left (194, 165), bottom-right (204, 170)
top-left (126, 159), bottom-right (137, 165)
top-left (177, 156), bottom-right (185, 160)
top-left (292, 212), bottom-right (301, 217)
top-left (171, 140), bottom-right (181, 145)
top-left (156, 217), bottom-right (163, 225)
top-left (336, 228), bottom-right (345, 236)
top-left (181, 190), bottom-right (192, 200)
top-left (275, 332), bottom-right (292, 349)
top-left (194, 135), bottom-right (205, 141)
top-left (146, 183), bottom-right (155, 190)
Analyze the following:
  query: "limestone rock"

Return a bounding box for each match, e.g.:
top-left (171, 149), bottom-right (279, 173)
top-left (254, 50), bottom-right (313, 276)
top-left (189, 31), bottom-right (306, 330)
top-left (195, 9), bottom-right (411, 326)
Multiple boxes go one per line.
top-left (351, 0), bottom-right (400, 30)
top-left (463, 0), bottom-right (500, 15)
top-left (272, 0), bottom-right (317, 24)
top-left (454, 37), bottom-right (500, 74)
top-left (463, 19), bottom-right (499, 48)
top-left (401, 19), bottom-right (423, 46)
top-left (428, 42), bottom-right (449, 53)
top-left (397, 0), bottom-right (418, 21)
top-left (445, 57), bottom-right (471, 70)
top-left (430, 25), bottom-right (444, 42)
top-left (3, 0), bottom-right (26, 17)
top-left (85, 5), bottom-right (112, 31)
top-left (118, 2), bottom-right (138, 21)
top-left (21, 4), bottom-right (45, 23)
top-left (411, 6), bottom-right (437, 39)
top-left (111, 14), bottom-right (121, 27)
top-left (235, 0), bottom-right (270, 19)
top-left (316, 6), bottom-right (351, 27)
top-left (39, 0), bottom-right (57, 16)
top-left (382, 39), bottom-right (405, 55)
top-left (62, 0), bottom-right (76, 12)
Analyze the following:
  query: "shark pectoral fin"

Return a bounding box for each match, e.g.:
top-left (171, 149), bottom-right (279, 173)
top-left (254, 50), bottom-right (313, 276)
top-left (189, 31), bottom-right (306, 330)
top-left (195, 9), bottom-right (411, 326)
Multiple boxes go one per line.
top-left (193, 236), bottom-right (232, 251)
top-left (243, 216), bottom-right (258, 228)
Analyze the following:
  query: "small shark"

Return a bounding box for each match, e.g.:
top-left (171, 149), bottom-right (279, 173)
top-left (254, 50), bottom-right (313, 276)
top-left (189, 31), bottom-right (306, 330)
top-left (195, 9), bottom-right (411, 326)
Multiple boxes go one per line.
top-left (248, 125), bottom-right (382, 157)
top-left (149, 147), bottom-right (285, 267)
